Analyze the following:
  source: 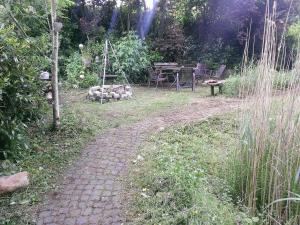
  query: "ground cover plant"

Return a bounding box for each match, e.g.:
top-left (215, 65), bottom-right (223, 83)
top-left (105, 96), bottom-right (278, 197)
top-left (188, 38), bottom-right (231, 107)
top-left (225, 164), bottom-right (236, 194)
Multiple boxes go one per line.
top-left (223, 68), bottom-right (299, 97)
top-left (127, 116), bottom-right (260, 225)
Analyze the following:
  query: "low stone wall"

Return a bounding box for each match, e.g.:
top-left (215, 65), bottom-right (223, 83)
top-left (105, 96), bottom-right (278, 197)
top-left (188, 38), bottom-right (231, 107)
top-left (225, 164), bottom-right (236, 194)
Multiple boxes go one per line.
top-left (87, 85), bottom-right (133, 102)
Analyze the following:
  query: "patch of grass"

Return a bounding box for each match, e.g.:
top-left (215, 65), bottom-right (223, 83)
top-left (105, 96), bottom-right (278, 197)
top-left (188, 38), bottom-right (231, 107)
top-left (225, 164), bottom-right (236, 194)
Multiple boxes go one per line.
top-left (223, 69), bottom-right (299, 97)
top-left (127, 116), bottom-right (258, 225)
top-left (0, 87), bottom-right (211, 224)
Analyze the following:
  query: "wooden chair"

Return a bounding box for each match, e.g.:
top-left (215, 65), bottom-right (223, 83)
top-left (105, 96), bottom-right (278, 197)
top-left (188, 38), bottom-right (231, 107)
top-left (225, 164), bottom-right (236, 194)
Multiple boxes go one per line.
top-left (194, 63), bottom-right (211, 84)
top-left (179, 67), bottom-right (194, 88)
top-left (210, 65), bottom-right (226, 80)
top-left (148, 67), bottom-right (168, 88)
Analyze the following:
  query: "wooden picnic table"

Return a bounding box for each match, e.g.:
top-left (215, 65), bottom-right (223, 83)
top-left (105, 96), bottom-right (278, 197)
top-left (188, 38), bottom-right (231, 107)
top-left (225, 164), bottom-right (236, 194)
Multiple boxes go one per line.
top-left (153, 63), bottom-right (196, 91)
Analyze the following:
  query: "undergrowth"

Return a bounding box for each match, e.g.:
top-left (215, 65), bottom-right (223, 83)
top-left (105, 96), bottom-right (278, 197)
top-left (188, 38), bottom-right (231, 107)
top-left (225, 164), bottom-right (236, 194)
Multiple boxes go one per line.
top-left (223, 69), bottom-right (298, 97)
top-left (127, 116), bottom-right (259, 225)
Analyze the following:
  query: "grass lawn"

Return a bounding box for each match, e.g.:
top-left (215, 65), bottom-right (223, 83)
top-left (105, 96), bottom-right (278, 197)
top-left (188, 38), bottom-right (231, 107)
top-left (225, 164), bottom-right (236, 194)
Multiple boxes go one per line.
top-left (0, 86), bottom-right (211, 224)
top-left (126, 115), bottom-right (259, 225)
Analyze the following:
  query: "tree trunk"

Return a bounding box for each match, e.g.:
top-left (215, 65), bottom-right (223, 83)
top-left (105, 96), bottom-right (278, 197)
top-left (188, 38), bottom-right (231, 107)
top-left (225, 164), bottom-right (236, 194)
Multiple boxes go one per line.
top-left (50, 0), bottom-right (60, 129)
top-left (0, 172), bottom-right (29, 195)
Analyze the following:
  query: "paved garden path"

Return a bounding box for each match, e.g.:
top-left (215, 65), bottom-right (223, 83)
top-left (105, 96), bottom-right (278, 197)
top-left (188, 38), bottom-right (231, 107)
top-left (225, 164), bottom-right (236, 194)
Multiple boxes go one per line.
top-left (37, 97), bottom-right (240, 225)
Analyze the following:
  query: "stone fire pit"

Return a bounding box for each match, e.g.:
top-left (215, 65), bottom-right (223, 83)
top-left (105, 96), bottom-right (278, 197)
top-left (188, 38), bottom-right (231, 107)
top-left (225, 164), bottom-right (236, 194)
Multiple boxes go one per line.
top-left (87, 85), bottom-right (133, 102)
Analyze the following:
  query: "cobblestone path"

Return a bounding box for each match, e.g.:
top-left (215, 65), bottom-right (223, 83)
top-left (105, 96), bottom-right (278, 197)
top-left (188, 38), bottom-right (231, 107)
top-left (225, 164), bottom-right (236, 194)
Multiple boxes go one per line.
top-left (37, 98), bottom-right (239, 225)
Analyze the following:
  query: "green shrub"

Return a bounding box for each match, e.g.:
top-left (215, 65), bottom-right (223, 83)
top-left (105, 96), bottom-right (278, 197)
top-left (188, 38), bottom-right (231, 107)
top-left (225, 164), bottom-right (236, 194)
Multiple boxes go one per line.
top-left (0, 26), bottom-right (46, 160)
top-left (223, 76), bottom-right (242, 97)
top-left (287, 21), bottom-right (300, 43)
top-left (65, 52), bottom-right (99, 88)
top-left (223, 69), bottom-right (258, 97)
top-left (272, 71), bottom-right (299, 90)
top-left (66, 35), bottom-right (160, 85)
top-left (129, 117), bottom-right (257, 225)
top-left (112, 32), bottom-right (151, 83)
top-left (223, 68), bottom-right (299, 97)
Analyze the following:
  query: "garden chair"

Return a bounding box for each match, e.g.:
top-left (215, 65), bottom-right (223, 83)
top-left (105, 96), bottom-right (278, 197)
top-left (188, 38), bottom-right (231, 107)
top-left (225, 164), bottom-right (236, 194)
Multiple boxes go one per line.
top-left (210, 65), bottom-right (227, 80)
top-left (179, 67), bottom-right (194, 88)
top-left (194, 63), bottom-right (211, 84)
top-left (148, 67), bottom-right (168, 88)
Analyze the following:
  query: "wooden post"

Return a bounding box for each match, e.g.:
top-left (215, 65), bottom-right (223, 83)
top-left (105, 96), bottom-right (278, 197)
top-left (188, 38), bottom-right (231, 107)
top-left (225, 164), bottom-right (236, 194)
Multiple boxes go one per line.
top-left (210, 85), bottom-right (215, 96)
top-left (50, 0), bottom-right (60, 128)
top-left (101, 39), bottom-right (108, 104)
top-left (192, 72), bottom-right (195, 92)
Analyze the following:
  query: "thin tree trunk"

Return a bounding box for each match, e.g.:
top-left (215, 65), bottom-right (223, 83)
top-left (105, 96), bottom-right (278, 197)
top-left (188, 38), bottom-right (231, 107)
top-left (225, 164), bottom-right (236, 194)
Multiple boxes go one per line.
top-left (127, 12), bottom-right (130, 32)
top-left (50, 0), bottom-right (60, 128)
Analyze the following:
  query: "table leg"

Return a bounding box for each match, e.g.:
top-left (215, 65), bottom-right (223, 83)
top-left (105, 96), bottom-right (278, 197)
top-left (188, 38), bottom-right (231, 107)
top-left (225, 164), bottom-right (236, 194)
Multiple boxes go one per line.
top-left (211, 85), bottom-right (215, 96)
top-left (192, 73), bottom-right (195, 92)
top-left (219, 85), bottom-right (223, 94)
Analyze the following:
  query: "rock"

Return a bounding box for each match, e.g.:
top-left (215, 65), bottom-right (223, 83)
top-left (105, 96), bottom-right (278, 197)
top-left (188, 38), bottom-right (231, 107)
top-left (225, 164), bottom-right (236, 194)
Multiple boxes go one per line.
top-left (0, 172), bottom-right (29, 195)
top-left (40, 71), bottom-right (50, 80)
top-left (113, 93), bottom-right (121, 100)
top-left (88, 85), bottom-right (133, 102)
top-left (157, 127), bottom-right (165, 132)
top-left (137, 155), bottom-right (144, 161)
top-left (46, 92), bottom-right (53, 101)
top-left (121, 93), bottom-right (128, 99)
top-left (126, 91), bottom-right (132, 99)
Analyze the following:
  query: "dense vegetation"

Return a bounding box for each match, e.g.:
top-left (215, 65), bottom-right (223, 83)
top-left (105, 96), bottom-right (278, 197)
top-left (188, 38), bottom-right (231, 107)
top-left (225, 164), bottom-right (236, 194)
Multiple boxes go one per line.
top-left (128, 116), bottom-right (260, 225)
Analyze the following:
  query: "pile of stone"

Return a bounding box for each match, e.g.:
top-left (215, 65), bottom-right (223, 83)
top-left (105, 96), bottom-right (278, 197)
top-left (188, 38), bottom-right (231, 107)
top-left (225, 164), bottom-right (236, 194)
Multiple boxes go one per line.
top-left (87, 85), bottom-right (133, 102)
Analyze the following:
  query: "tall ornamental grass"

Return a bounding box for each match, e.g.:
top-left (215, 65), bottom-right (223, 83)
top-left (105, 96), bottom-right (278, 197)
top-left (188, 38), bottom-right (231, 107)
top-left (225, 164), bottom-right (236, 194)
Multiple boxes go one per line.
top-left (229, 1), bottom-right (300, 224)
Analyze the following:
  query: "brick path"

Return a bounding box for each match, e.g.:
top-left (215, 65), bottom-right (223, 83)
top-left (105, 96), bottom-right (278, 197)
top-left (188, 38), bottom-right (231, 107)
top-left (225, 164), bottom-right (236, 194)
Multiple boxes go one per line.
top-left (37, 98), bottom-right (239, 225)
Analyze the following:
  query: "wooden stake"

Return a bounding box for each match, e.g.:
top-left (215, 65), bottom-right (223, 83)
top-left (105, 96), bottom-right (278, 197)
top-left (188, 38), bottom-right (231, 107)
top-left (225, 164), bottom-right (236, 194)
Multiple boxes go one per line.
top-left (101, 39), bottom-right (108, 104)
top-left (50, 0), bottom-right (60, 128)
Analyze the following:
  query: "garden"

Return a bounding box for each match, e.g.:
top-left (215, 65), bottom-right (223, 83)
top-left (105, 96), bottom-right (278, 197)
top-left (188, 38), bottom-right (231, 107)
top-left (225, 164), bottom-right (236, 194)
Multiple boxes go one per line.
top-left (1, 0), bottom-right (300, 225)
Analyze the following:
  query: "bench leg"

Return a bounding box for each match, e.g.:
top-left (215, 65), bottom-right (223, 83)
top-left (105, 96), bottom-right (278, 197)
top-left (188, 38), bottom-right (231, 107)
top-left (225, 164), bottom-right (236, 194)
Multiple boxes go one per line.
top-left (211, 86), bottom-right (215, 96)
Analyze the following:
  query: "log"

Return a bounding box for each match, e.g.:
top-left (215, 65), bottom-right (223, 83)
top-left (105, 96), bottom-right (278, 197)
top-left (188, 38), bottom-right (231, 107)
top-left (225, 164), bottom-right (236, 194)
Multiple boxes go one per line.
top-left (0, 172), bottom-right (29, 195)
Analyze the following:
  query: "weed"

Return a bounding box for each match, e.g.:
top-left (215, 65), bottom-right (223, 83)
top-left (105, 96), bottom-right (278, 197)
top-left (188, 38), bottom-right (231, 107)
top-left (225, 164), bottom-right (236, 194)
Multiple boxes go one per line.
top-left (127, 116), bottom-right (258, 225)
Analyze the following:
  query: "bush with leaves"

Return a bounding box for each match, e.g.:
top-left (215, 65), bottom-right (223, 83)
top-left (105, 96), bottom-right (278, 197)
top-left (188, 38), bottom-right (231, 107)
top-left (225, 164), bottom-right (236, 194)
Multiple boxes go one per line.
top-left (112, 32), bottom-right (151, 83)
top-left (224, 68), bottom-right (300, 97)
top-left (65, 51), bottom-right (99, 88)
top-left (0, 26), bottom-right (47, 160)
